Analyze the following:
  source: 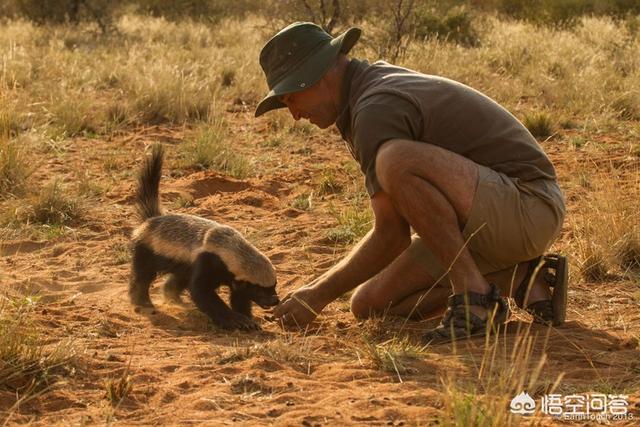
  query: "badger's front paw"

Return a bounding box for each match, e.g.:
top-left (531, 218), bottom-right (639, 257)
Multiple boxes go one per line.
top-left (214, 311), bottom-right (260, 331)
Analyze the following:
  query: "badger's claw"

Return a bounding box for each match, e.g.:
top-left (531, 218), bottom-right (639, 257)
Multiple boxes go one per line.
top-left (214, 311), bottom-right (260, 331)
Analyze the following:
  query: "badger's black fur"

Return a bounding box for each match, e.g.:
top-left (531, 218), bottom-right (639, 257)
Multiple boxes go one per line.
top-left (129, 144), bottom-right (278, 330)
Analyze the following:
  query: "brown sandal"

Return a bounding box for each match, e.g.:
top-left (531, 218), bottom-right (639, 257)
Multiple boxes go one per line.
top-left (515, 254), bottom-right (568, 326)
top-left (423, 283), bottom-right (510, 344)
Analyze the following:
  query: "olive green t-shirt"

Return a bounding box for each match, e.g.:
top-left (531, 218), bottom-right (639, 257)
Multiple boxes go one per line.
top-left (335, 60), bottom-right (557, 197)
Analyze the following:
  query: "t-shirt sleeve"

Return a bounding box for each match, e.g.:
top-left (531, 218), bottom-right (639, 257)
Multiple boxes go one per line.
top-left (351, 94), bottom-right (423, 196)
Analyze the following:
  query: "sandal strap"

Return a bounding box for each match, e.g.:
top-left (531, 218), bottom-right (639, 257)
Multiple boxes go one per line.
top-left (526, 300), bottom-right (554, 324)
top-left (425, 284), bottom-right (510, 343)
top-left (447, 283), bottom-right (503, 309)
top-left (515, 255), bottom-right (558, 307)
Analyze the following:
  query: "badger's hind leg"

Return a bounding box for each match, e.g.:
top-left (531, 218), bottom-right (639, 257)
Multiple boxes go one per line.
top-left (129, 243), bottom-right (159, 311)
top-left (163, 268), bottom-right (190, 305)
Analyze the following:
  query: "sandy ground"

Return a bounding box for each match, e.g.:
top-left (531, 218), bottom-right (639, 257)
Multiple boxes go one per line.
top-left (1, 109), bottom-right (639, 426)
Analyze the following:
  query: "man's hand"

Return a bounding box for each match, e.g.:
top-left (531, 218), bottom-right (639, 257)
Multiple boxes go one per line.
top-left (272, 286), bottom-right (327, 329)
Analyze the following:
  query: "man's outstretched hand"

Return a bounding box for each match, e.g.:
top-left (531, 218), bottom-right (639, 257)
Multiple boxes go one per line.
top-left (271, 286), bottom-right (327, 329)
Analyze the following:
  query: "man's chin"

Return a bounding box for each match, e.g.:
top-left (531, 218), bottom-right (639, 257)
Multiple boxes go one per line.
top-left (310, 119), bottom-right (332, 129)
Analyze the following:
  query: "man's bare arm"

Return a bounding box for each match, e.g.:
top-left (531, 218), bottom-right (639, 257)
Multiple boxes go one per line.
top-left (272, 191), bottom-right (411, 327)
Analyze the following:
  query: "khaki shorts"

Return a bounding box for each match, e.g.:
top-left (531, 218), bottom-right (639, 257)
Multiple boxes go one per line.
top-left (410, 165), bottom-right (566, 276)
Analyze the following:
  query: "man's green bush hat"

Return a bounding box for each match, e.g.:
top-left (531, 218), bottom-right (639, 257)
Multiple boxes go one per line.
top-left (255, 22), bottom-right (361, 117)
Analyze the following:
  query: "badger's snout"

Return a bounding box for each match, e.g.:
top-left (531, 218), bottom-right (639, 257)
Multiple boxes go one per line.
top-left (256, 294), bottom-right (280, 308)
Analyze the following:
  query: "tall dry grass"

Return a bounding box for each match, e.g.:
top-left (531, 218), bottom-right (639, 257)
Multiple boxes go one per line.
top-left (0, 14), bottom-right (637, 138)
top-left (570, 173), bottom-right (640, 281)
top-left (438, 326), bottom-right (560, 426)
top-left (0, 294), bottom-right (77, 420)
top-left (388, 15), bottom-right (640, 131)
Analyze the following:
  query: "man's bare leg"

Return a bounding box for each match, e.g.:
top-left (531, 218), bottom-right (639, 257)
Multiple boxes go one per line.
top-left (375, 140), bottom-right (492, 320)
top-left (351, 241), bottom-right (552, 322)
top-left (350, 237), bottom-right (451, 320)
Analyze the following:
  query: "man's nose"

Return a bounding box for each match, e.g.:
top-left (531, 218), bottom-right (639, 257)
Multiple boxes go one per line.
top-left (287, 105), bottom-right (301, 121)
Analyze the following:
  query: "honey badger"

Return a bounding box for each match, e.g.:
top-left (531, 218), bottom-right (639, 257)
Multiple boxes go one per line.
top-left (129, 144), bottom-right (279, 330)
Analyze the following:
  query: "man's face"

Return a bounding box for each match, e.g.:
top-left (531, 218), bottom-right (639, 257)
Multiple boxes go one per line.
top-left (279, 78), bottom-right (337, 129)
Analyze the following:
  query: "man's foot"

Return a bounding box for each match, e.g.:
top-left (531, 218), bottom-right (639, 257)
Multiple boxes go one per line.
top-left (514, 254), bottom-right (568, 326)
top-left (423, 283), bottom-right (510, 344)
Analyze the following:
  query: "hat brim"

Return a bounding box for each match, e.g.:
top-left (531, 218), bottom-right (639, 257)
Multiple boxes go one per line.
top-left (255, 27), bottom-right (361, 118)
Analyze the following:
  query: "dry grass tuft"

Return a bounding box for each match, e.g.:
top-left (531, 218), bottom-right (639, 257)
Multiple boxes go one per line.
top-left (438, 326), bottom-right (559, 426)
top-left (181, 120), bottom-right (252, 178)
top-left (327, 199), bottom-right (373, 245)
top-left (0, 135), bottom-right (30, 199)
top-left (218, 333), bottom-right (320, 373)
top-left (0, 294), bottom-right (76, 411)
top-left (104, 371), bottom-right (133, 406)
top-left (316, 168), bottom-right (343, 195)
top-left (571, 175), bottom-right (640, 281)
top-left (523, 112), bottom-right (555, 139)
top-left (359, 336), bottom-right (428, 380)
top-left (47, 95), bottom-right (97, 139)
top-left (25, 181), bottom-right (83, 226)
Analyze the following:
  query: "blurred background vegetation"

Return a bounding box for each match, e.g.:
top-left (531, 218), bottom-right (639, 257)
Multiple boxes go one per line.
top-left (1, 0), bottom-right (639, 31)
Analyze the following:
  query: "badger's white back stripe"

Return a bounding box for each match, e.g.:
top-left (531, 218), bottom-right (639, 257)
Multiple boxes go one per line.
top-left (203, 226), bottom-right (276, 287)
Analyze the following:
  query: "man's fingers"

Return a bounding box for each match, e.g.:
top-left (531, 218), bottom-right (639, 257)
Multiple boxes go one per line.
top-left (272, 298), bottom-right (292, 318)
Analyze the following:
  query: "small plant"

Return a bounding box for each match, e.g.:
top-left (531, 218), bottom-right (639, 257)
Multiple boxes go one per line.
top-left (327, 203), bottom-right (373, 245)
top-left (316, 169), bottom-right (342, 195)
top-left (112, 242), bottom-right (130, 265)
top-left (615, 230), bottom-right (640, 273)
top-left (182, 122), bottom-right (252, 179)
top-left (438, 326), bottom-right (559, 426)
top-left (102, 151), bottom-right (125, 172)
top-left (26, 181), bottom-right (82, 226)
top-left (220, 68), bottom-right (235, 87)
top-left (523, 112), bottom-right (554, 139)
top-left (0, 107), bottom-right (22, 138)
top-left (360, 336), bottom-right (428, 381)
top-left (173, 194), bottom-right (195, 209)
top-left (218, 333), bottom-right (319, 373)
top-left (568, 136), bottom-right (586, 149)
top-left (0, 136), bottom-right (30, 198)
top-left (0, 295), bottom-right (76, 407)
top-left (414, 6), bottom-right (479, 47)
top-left (571, 179), bottom-right (640, 281)
top-left (291, 193), bottom-right (313, 211)
top-left (612, 93), bottom-right (640, 120)
top-left (48, 97), bottom-right (96, 139)
top-left (105, 101), bottom-right (131, 131)
top-left (104, 371), bottom-right (133, 406)
top-left (261, 137), bottom-right (284, 148)
top-left (77, 172), bottom-right (105, 198)
top-left (127, 66), bottom-right (213, 124)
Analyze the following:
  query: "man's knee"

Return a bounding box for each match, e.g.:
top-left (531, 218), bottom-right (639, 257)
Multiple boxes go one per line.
top-left (350, 285), bottom-right (388, 319)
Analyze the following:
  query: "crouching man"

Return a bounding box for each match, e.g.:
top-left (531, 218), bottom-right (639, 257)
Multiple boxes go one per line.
top-left (257, 22), bottom-right (567, 343)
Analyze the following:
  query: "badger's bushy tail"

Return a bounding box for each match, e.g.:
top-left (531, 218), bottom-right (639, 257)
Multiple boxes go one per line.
top-left (135, 143), bottom-right (164, 221)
